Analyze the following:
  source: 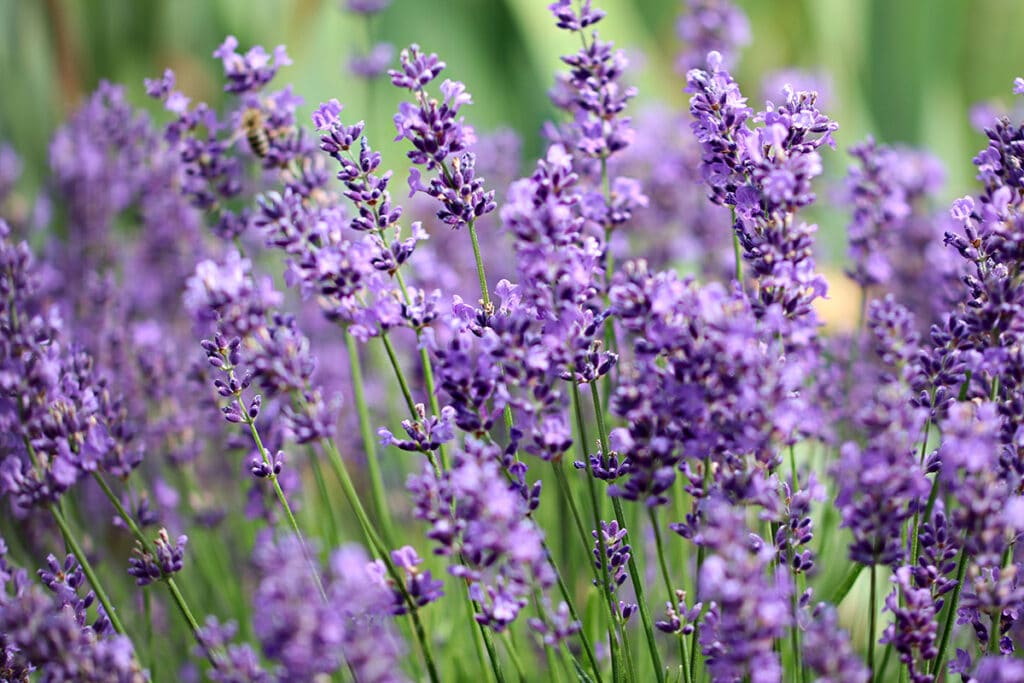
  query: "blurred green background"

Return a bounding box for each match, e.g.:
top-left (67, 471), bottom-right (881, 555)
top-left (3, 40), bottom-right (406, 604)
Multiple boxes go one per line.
top-left (2, 0), bottom-right (1024, 219)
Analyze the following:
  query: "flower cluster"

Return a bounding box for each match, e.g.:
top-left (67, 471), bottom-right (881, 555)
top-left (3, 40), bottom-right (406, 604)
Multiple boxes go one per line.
top-left (408, 438), bottom-right (551, 630)
top-left (696, 500), bottom-right (791, 682)
top-left (251, 534), bottom-right (408, 682)
top-left (0, 539), bottom-right (144, 681)
top-left (609, 262), bottom-right (808, 508)
top-left (687, 51), bottom-right (835, 339)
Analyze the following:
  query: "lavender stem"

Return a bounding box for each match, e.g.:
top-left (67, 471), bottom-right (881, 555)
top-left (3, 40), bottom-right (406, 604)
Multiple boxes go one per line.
top-left (345, 329), bottom-right (395, 546)
top-left (48, 503), bottom-right (129, 637)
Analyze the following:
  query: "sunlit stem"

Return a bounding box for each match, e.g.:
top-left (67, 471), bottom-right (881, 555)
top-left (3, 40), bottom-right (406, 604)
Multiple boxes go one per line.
top-left (345, 329), bottom-right (395, 546)
top-left (588, 380), bottom-right (666, 683)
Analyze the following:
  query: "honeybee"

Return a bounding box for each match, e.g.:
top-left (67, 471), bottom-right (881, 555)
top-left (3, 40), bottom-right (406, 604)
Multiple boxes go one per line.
top-left (240, 107), bottom-right (272, 159)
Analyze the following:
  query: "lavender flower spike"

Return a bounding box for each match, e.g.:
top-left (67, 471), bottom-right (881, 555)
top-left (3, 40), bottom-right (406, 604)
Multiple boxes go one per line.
top-left (127, 528), bottom-right (188, 586)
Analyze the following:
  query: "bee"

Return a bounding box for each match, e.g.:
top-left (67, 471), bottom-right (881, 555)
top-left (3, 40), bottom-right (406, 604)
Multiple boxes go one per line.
top-left (240, 107), bottom-right (272, 159)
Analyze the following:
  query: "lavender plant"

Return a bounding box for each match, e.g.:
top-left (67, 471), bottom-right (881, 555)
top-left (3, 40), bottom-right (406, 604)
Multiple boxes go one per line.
top-left (3, 1), bottom-right (1024, 682)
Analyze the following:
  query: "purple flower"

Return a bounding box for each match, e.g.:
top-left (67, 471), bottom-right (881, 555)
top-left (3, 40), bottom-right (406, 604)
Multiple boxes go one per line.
top-left (379, 403), bottom-right (457, 454)
top-left (963, 656), bottom-right (1024, 682)
top-left (213, 36), bottom-right (291, 94)
top-left (676, 0), bottom-right (750, 73)
top-left (940, 402), bottom-right (1017, 567)
top-left (801, 602), bottom-right (869, 682)
top-left (958, 564), bottom-right (1023, 655)
top-left (345, 0), bottom-right (391, 14)
top-left (250, 450), bottom-right (285, 479)
top-left (592, 520), bottom-right (631, 591)
top-left (195, 617), bottom-right (275, 683)
top-left (843, 138), bottom-right (945, 290)
top-left (388, 44), bottom-right (447, 98)
top-left (500, 144), bottom-right (616, 385)
top-left (773, 474), bottom-right (823, 575)
top-left (0, 539), bottom-right (144, 681)
top-left (685, 51), bottom-right (753, 207)
top-left (880, 565), bottom-right (939, 682)
top-left (609, 262), bottom-right (809, 508)
top-left (834, 382), bottom-right (929, 566)
top-left (0, 224), bottom-right (149, 511)
top-left (529, 600), bottom-right (582, 647)
top-left (655, 590), bottom-right (702, 636)
top-left (37, 553), bottom-right (112, 635)
top-left (252, 534), bottom-right (407, 682)
top-left (387, 46), bottom-right (497, 237)
top-left (762, 69), bottom-right (833, 109)
top-left (548, 0), bottom-right (606, 31)
top-left (696, 499), bottom-right (790, 683)
top-left (687, 55), bottom-right (834, 340)
top-left (348, 42), bottom-right (395, 79)
top-left (127, 528), bottom-right (188, 586)
top-left (553, 29), bottom-right (637, 160)
top-left (408, 438), bottom-right (552, 631)
top-left (367, 545), bottom-right (444, 615)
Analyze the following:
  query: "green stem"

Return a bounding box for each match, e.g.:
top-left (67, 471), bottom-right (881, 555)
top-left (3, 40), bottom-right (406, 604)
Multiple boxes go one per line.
top-left (479, 634), bottom-right (505, 683)
top-left (345, 329), bottom-right (395, 546)
top-left (731, 207), bottom-right (743, 284)
top-left (467, 578), bottom-right (506, 683)
top-left (680, 637), bottom-right (691, 683)
top-left (877, 641), bottom-right (892, 683)
top-left (461, 580), bottom-right (495, 682)
top-left (589, 381), bottom-right (665, 683)
top-left (483, 435), bottom-right (599, 681)
top-left (649, 507), bottom-right (688, 680)
top-left (868, 564), bottom-right (877, 681)
top-left (465, 216), bottom-right (518, 442)
top-left (502, 631), bottom-right (528, 683)
top-left (48, 503), bottom-right (128, 636)
top-left (790, 589), bottom-right (803, 683)
top-left (391, 268), bottom-right (449, 470)
top-left (568, 381), bottom-right (624, 682)
top-left (989, 609), bottom-right (1001, 654)
top-left (614, 496), bottom-right (663, 683)
top-left (829, 563), bottom-right (865, 606)
top-left (598, 157), bottom-right (619, 408)
top-left (546, 537), bottom-right (603, 683)
top-left (796, 573), bottom-right (808, 683)
top-left (549, 466), bottom-right (613, 680)
top-left (931, 549), bottom-right (969, 678)
top-left (599, 157), bottom-right (614, 287)
top-left (90, 473), bottom-right (218, 667)
top-left (690, 460), bottom-right (714, 683)
top-left (379, 332), bottom-right (418, 416)
top-left (788, 445), bottom-right (798, 491)
top-left (320, 436), bottom-right (441, 683)
top-left (144, 589), bottom-right (156, 682)
top-left (618, 610), bottom-right (640, 683)
top-left (909, 423), bottom-right (934, 567)
top-left (540, 618), bottom-right (561, 683)
top-left (376, 325), bottom-right (448, 474)
top-left (912, 475), bottom-right (941, 566)
top-left (468, 219), bottom-right (491, 310)
top-left (306, 445), bottom-right (341, 546)
top-left (589, 382), bottom-right (610, 472)
top-left (165, 576), bottom-right (203, 638)
top-left (418, 343), bottom-right (448, 471)
top-left (246, 418), bottom-right (327, 601)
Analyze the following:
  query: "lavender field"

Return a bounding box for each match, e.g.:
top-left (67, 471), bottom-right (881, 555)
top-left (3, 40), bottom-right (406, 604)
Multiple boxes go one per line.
top-left (2, 0), bottom-right (1024, 681)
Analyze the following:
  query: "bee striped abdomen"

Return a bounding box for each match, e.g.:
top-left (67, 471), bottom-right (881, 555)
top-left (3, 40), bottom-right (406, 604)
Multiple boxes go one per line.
top-left (241, 108), bottom-right (271, 158)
